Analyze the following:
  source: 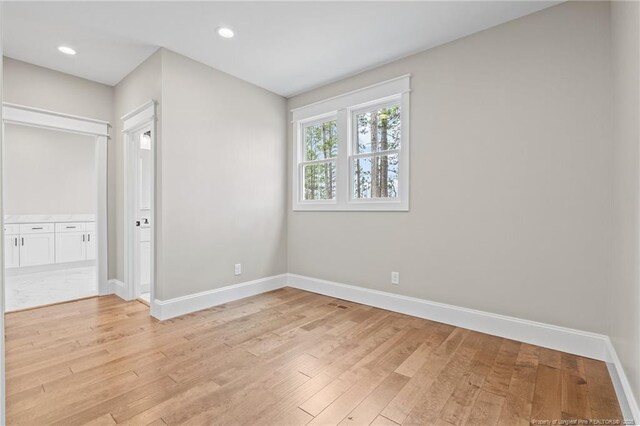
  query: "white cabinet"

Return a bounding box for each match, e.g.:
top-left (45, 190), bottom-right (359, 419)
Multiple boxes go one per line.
top-left (5, 220), bottom-right (96, 268)
top-left (55, 222), bottom-right (95, 263)
top-left (86, 232), bottom-right (96, 260)
top-left (4, 234), bottom-right (19, 268)
top-left (20, 233), bottom-right (55, 267)
top-left (55, 232), bottom-right (87, 263)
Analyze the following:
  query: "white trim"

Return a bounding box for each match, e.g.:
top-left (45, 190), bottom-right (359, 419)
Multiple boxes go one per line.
top-left (292, 77), bottom-right (410, 211)
top-left (286, 274), bottom-right (610, 362)
top-left (3, 103), bottom-right (109, 137)
top-left (152, 274), bottom-right (288, 320)
top-left (95, 136), bottom-right (109, 296)
top-left (606, 338), bottom-right (640, 424)
top-left (291, 75), bottom-right (411, 122)
top-left (108, 279), bottom-right (128, 301)
top-left (122, 101), bottom-right (157, 317)
top-left (1, 103), bottom-right (110, 298)
top-left (115, 269), bottom-right (635, 421)
top-left (121, 101), bottom-right (155, 132)
top-left (0, 33), bottom-right (6, 425)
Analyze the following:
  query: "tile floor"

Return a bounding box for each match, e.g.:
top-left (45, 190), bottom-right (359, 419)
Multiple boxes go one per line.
top-left (5, 266), bottom-right (97, 311)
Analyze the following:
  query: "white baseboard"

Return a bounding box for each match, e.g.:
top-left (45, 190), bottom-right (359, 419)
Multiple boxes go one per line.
top-left (103, 271), bottom-right (637, 423)
top-left (287, 273), bottom-right (638, 424)
top-left (287, 274), bottom-right (609, 360)
top-left (152, 274), bottom-right (288, 320)
top-left (606, 338), bottom-right (640, 424)
top-left (107, 279), bottom-right (128, 300)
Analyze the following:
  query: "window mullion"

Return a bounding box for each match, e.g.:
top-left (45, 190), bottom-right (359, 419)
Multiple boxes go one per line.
top-left (350, 149), bottom-right (400, 160)
top-left (301, 158), bottom-right (335, 166)
top-left (336, 108), bottom-right (349, 206)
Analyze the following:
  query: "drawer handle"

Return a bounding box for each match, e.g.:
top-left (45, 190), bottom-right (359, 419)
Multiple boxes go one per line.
top-left (14, 237), bottom-right (17, 247)
top-left (66, 226), bottom-right (76, 229)
top-left (31, 227), bottom-right (43, 230)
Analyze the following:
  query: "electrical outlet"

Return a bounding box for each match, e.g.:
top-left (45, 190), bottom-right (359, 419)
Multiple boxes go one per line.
top-left (234, 263), bottom-right (242, 276)
top-left (391, 272), bottom-right (400, 285)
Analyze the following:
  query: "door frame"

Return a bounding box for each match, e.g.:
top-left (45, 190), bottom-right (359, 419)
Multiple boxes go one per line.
top-left (122, 101), bottom-right (157, 315)
top-left (2, 102), bottom-right (110, 295)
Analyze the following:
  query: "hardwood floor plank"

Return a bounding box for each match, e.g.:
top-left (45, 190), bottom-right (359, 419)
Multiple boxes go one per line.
top-left (497, 343), bottom-right (539, 426)
top-left (338, 372), bottom-right (408, 426)
top-left (402, 332), bottom-right (483, 425)
top-left (561, 369), bottom-right (591, 420)
top-left (482, 339), bottom-right (520, 398)
top-left (531, 364), bottom-right (562, 422)
top-left (583, 357), bottom-right (625, 422)
top-left (466, 390), bottom-right (505, 425)
top-left (4, 288), bottom-right (624, 426)
top-left (370, 414), bottom-right (400, 426)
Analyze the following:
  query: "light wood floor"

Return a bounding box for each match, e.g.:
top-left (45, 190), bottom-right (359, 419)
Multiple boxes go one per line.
top-left (6, 288), bottom-right (624, 425)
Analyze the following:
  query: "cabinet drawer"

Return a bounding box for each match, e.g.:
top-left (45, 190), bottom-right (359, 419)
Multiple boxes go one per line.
top-left (3, 224), bottom-right (19, 235)
top-left (19, 223), bottom-right (54, 234)
top-left (55, 222), bottom-right (87, 233)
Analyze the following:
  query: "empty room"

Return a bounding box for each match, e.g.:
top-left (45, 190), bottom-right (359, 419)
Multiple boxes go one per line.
top-left (0, 1), bottom-right (639, 425)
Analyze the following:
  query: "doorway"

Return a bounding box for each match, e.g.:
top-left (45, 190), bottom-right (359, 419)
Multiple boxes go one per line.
top-left (2, 103), bottom-right (110, 311)
top-left (123, 101), bottom-right (156, 311)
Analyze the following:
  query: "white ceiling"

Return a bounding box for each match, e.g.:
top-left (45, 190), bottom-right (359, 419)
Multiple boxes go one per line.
top-left (4, 1), bottom-right (561, 97)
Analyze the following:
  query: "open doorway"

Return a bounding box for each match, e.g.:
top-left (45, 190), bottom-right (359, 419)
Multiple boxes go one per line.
top-left (2, 103), bottom-right (110, 312)
top-left (123, 102), bottom-right (156, 310)
top-left (3, 124), bottom-right (98, 310)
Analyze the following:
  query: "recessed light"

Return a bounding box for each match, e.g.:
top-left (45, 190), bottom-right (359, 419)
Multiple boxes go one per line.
top-left (58, 46), bottom-right (76, 55)
top-left (216, 27), bottom-right (234, 39)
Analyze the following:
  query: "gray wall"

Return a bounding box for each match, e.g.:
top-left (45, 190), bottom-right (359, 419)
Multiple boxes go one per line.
top-left (4, 124), bottom-right (95, 214)
top-left (158, 49), bottom-right (287, 300)
top-left (112, 50), bottom-right (162, 281)
top-left (611, 0), bottom-right (640, 409)
top-left (3, 58), bottom-right (113, 121)
top-left (287, 1), bottom-right (613, 334)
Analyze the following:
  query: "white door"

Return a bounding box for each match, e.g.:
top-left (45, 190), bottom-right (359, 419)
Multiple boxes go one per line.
top-left (55, 232), bottom-right (86, 263)
top-left (135, 128), bottom-right (152, 297)
top-left (20, 233), bottom-right (55, 266)
top-left (86, 232), bottom-right (96, 260)
top-left (4, 235), bottom-right (19, 268)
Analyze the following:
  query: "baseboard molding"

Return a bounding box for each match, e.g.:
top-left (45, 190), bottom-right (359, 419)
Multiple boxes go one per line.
top-left (606, 338), bottom-right (640, 424)
top-left (287, 273), bottom-right (639, 424)
top-left (287, 274), bottom-right (609, 361)
top-left (104, 271), bottom-right (637, 423)
top-left (152, 274), bottom-right (288, 320)
top-left (107, 279), bottom-right (128, 300)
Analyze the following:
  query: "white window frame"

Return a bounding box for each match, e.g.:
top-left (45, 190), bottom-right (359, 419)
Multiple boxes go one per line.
top-left (292, 75), bottom-right (410, 211)
top-left (297, 113), bottom-right (338, 205)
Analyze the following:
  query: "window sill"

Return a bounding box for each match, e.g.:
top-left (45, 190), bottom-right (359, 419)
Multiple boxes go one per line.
top-left (292, 200), bottom-right (409, 212)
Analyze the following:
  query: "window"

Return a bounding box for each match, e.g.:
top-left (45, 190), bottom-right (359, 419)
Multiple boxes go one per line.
top-left (292, 75), bottom-right (410, 211)
top-left (301, 118), bottom-right (337, 201)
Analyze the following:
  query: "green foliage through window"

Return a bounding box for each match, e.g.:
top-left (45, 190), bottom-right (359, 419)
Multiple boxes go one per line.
top-left (354, 105), bottom-right (401, 198)
top-left (302, 119), bottom-right (337, 200)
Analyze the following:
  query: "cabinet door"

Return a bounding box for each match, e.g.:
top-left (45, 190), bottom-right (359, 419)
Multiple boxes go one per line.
top-left (20, 233), bottom-right (55, 266)
top-left (4, 236), bottom-right (19, 268)
top-left (86, 232), bottom-right (96, 260)
top-left (55, 232), bottom-right (86, 263)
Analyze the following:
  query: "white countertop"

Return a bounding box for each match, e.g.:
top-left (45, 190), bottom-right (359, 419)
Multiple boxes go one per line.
top-left (4, 214), bottom-right (96, 224)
